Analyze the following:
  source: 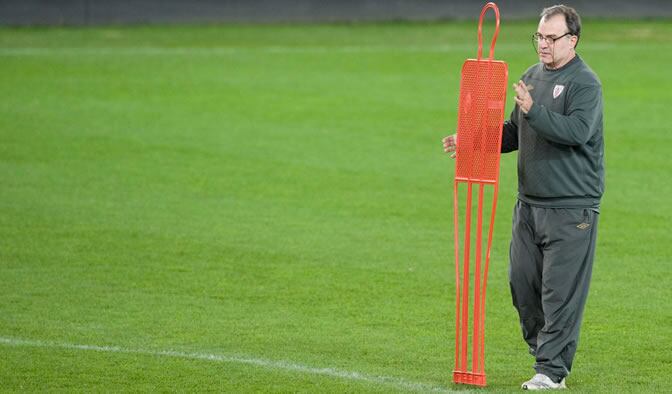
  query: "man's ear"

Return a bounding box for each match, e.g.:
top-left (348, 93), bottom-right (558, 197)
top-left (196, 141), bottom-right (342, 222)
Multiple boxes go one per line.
top-left (571, 35), bottom-right (579, 49)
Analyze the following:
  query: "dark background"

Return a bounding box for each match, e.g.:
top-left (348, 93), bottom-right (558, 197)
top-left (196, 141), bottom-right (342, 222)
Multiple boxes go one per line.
top-left (1, 0), bottom-right (671, 26)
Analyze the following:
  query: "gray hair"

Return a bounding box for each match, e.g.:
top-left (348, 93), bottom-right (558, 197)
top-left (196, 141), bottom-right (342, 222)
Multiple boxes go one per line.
top-left (541, 4), bottom-right (581, 46)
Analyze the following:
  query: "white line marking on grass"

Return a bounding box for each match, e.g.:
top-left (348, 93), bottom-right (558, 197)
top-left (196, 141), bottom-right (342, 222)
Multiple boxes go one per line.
top-left (0, 43), bottom-right (629, 57)
top-left (0, 336), bottom-right (456, 393)
top-left (0, 45), bottom-right (470, 56)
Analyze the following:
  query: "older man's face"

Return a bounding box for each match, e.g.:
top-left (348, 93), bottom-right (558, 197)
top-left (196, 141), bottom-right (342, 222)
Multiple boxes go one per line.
top-left (536, 14), bottom-right (577, 68)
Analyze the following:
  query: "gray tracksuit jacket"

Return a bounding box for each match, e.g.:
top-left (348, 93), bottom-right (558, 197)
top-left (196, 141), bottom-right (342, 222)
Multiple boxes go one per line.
top-left (501, 55), bottom-right (604, 209)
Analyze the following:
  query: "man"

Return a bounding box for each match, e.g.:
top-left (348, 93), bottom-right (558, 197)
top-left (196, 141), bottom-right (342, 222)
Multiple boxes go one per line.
top-left (443, 5), bottom-right (604, 390)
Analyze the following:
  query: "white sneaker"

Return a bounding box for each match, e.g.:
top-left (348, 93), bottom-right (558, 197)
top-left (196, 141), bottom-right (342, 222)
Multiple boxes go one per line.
top-left (521, 374), bottom-right (566, 390)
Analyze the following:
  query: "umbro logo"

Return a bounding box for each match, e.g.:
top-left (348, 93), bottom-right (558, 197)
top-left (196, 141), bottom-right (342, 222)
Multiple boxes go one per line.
top-left (576, 222), bottom-right (590, 230)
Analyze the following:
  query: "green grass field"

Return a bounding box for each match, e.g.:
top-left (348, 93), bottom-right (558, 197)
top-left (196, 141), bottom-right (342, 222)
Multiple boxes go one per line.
top-left (1, 19), bottom-right (671, 392)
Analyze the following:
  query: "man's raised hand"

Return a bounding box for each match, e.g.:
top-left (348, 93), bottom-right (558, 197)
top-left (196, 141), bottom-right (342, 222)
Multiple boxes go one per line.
top-left (513, 80), bottom-right (533, 114)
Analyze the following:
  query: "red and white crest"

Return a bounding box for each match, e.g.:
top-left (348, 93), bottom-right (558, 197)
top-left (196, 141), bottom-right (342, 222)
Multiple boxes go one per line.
top-left (553, 84), bottom-right (565, 99)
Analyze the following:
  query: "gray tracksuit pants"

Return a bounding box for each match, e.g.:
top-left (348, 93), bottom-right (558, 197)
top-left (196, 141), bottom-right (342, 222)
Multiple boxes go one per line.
top-left (509, 200), bottom-right (599, 382)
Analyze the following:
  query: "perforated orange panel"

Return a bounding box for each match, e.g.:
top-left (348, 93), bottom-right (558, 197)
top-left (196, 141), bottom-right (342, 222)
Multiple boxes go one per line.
top-left (455, 60), bottom-right (508, 183)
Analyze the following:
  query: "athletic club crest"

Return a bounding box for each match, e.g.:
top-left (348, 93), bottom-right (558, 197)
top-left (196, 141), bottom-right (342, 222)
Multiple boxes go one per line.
top-left (553, 84), bottom-right (565, 99)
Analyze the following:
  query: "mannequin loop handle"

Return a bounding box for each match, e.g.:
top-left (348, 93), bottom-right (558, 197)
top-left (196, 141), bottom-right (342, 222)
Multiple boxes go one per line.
top-left (477, 2), bottom-right (500, 61)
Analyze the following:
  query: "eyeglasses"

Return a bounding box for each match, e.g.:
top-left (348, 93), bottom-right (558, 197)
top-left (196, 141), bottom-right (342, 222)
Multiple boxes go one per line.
top-left (532, 32), bottom-right (572, 51)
